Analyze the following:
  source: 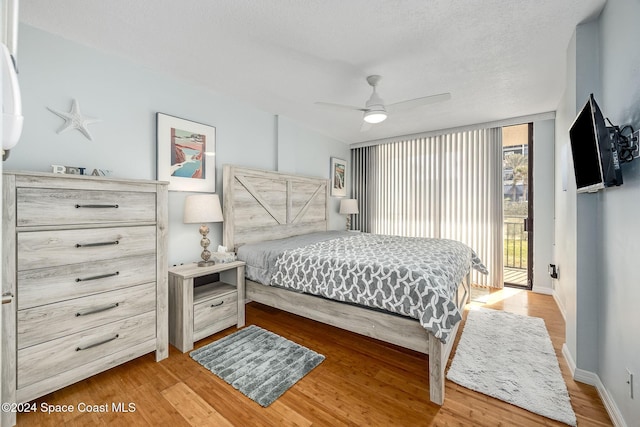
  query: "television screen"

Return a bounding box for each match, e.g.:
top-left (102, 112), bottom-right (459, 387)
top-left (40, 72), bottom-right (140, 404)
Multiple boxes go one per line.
top-left (569, 94), bottom-right (622, 193)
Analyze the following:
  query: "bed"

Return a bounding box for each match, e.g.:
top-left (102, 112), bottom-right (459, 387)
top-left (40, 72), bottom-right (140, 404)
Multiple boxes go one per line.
top-left (222, 165), bottom-right (486, 405)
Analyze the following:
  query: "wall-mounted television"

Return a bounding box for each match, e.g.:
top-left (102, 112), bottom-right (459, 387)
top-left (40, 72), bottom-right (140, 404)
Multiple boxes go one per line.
top-left (569, 94), bottom-right (622, 193)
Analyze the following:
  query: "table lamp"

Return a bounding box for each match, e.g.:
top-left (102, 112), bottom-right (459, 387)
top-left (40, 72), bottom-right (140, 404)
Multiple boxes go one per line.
top-left (339, 198), bottom-right (359, 231)
top-left (184, 194), bottom-right (223, 266)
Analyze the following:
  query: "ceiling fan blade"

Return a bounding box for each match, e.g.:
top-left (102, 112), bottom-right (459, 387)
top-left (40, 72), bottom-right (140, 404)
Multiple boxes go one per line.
top-left (386, 92), bottom-right (451, 113)
top-left (314, 101), bottom-right (366, 112)
top-left (360, 121), bottom-right (373, 132)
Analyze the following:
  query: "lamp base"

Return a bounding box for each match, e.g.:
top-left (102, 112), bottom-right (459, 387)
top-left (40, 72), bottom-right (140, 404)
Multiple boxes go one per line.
top-left (196, 224), bottom-right (214, 267)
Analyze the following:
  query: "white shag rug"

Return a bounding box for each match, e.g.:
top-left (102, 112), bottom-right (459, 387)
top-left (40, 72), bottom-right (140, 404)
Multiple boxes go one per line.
top-left (447, 308), bottom-right (577, 426)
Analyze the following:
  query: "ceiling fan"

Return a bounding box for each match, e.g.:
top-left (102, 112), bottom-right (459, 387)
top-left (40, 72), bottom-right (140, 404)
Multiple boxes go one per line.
top-left (315, 75), bottom-right (451, 129)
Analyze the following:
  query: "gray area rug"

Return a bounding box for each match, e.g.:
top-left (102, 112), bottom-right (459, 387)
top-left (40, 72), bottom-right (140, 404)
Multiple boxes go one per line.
top-left (190, 325), bottom-right (324, 407)
top-left (447, 308), bottom-right (577, 426)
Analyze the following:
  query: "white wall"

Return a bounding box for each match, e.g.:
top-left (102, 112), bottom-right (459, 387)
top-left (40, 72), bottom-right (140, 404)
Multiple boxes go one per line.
top-left (532, 119), bottom-right (555, 294)
top-left (0, 8), bottom-right (4, 422)
top-left (555, 0), bottom-right (640, 424)
top-left (4, 25), bottom-right (349, 265)
top-left (554, 29), bottom-right (578, 355)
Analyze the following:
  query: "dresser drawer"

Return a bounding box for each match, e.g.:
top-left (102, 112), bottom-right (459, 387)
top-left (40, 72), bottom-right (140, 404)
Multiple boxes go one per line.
top-left (17, 188), bottom-right (156, 226)
top-left (17, 226), bottom-right (156, 270)
top-left (18, 282), bottom-right (156, 349)
top-left (193, 291), bottom-right (237, 342)
top-left (17, 311), bottom-right (156, 389)
top-left (18, 254), bottom-right (156, 309)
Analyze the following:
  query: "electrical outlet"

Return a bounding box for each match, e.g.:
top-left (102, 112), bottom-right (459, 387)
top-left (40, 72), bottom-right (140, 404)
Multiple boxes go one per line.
top-left (627, 368), bottom-right (634, 399)
top-left (632, 130), bottom-right (640, 159)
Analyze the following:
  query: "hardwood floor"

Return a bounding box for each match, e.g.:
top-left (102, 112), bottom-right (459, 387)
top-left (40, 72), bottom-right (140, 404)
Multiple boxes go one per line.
top-left (17, 290), bottom-right (612, 426)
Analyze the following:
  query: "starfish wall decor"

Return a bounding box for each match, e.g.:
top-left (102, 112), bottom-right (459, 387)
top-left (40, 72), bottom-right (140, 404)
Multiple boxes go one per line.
top-left (47, 99), bottom-right (101, 141)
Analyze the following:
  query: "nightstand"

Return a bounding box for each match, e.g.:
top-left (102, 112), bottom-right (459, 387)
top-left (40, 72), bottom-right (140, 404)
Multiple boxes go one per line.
top-left (168, 261), bottom-right (245, 352)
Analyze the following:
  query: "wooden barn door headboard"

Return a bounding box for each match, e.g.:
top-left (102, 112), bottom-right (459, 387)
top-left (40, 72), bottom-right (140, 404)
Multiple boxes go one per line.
top-left (222, 165), bottom-right (329, 250)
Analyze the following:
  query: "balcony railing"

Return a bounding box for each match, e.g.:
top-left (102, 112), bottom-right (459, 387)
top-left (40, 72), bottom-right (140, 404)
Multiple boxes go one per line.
top-left (504, 216), bottom-right (527, 269)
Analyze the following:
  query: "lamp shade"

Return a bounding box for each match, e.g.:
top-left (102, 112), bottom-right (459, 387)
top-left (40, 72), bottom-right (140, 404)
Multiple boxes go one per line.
top-left (183, 194), bottom-right (223, 224)
top-left (339, 198), bottom-right (359, 215)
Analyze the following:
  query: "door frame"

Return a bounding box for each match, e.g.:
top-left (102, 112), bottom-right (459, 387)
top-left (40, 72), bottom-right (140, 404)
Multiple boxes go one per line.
top-left (525, 123), bottom-right (534, 289)
top-left (503, 123), bottom-right (533, 290)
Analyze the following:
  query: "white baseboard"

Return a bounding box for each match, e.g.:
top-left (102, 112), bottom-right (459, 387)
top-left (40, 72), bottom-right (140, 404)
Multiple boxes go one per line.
top-left (593, 376), bottom-right (628, 427)
top-left (574, 367), bottom-right (597, 385)
top-left (552, 289), bottom-right (567, 322)
top-left (562, 344), bottom-right (628, 427)
top-left (532, 286), bottom-right (553, 295)
top-left (562, 343), bottom-right (577, 376)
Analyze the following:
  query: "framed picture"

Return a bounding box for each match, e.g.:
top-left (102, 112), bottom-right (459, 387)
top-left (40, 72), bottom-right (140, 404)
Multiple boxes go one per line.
top-left (156, 113), bottom-right (216, 192)
top-left (330, 157), bottom-right (347, 197)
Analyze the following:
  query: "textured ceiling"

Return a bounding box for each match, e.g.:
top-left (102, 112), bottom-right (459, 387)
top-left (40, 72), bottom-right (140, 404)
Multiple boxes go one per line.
top-left (20, 0), bottom-right (606, 144)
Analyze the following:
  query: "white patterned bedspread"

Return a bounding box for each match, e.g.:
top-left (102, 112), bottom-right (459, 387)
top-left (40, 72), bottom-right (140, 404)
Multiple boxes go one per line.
top-left (270, 234), bottom-right (488, 344)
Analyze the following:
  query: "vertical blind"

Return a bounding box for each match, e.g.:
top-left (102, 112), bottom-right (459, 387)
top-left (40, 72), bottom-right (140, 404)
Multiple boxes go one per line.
top-left (352, 128), bottom-right (503, 288)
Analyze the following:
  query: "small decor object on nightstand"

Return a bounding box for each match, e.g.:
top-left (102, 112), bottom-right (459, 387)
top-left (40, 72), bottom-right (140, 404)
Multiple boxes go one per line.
top-left (184, 194), bottom-right (223, 266)
top-left (339, 198), bottom-right (359, 231)
top-left (212, 251), bottom-right (237, 264)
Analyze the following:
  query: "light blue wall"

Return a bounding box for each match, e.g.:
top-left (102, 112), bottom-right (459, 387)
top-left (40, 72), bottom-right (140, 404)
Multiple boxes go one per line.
top-left (556, 20), bottom-right (601, 373)
top-left (555, 0), bottom-right (640, 424)
top-left (277, 115), bottom-right (350, 231)
top-left (597, 0), bottom-right (640, 423)
top-left (5, 25), bottom-right (349, 265)
top-left (574, 20), bottom-right (602, 376)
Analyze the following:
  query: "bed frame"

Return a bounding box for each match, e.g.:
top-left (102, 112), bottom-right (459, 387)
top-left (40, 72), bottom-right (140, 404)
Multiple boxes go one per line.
top-left (222, 165), bottom-right (468, 405)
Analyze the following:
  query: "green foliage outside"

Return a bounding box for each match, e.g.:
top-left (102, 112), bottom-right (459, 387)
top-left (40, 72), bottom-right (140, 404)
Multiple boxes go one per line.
top-left (504, 153), bottom-right (529, 202)
top-left (504, 200), bottom-right (528, 217)
top-left (504, 202), bottom-right (528, 268)
top-left (504, 238), bottom-right (528, 268)
top-left (503, 152), bottom-right (529, 270)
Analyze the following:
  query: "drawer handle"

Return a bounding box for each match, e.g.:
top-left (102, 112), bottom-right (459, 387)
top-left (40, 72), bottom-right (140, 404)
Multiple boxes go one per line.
top-left (76, 302), bottom-right (120, 317)
top-left (76, 334), bottom-right (119, 351)
top-left (76, 271), bottom-right (120, 282)
top-left (76, 240), bottom-right (119, 248)
top-left (75, 204), bottom-right (119, 209)
top-left (210, 301), bottom-right (224, 308)
top-left (2, 292), bottom-right (13, 305)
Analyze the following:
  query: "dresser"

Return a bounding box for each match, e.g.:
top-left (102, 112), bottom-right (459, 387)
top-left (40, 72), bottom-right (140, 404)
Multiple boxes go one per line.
top-left (1, 172), bottom-right (168, 424)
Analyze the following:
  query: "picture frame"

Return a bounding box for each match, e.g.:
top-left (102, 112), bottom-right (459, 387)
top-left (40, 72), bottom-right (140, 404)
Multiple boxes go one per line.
top-left (156, 113), bottom-right (216, 192)
top-left (330, 157), bottom-right (347, 197)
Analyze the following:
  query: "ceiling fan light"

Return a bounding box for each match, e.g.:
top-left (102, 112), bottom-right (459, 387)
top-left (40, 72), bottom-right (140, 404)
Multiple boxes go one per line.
top-left (364, 110), bottom-right (387, 124)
